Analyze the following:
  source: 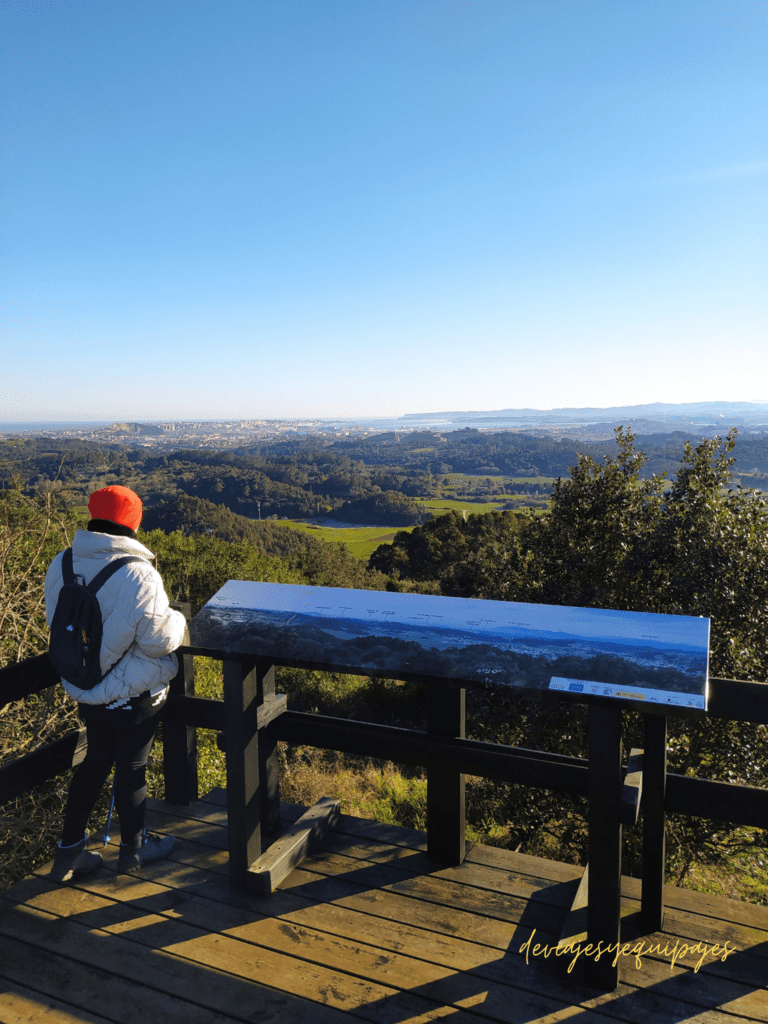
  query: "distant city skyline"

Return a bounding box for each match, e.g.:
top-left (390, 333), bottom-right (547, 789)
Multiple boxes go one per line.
top-left (2, 1), bottom-right (765, 421)
top-left (3, 398), bottom-right (768, 432)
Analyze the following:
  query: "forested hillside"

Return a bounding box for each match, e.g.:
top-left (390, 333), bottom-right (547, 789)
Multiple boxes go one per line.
top-left (2, 428), bottom-right (767, 525)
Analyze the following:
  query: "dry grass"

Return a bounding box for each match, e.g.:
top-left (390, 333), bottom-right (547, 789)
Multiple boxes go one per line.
top-left (679, 850), bottom-right (768, 905)
top-left (279, 746), bottom-right (428, 829)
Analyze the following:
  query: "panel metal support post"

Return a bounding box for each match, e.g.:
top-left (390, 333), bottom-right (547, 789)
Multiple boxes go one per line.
top-left (427, 684), bottom-right (466, 865)
top-left (641, 713), bottom-right (667, 931)
top-left (223, 658), bottom-right (279, 887)
top-left (585, 704), bottom-right (623, 990)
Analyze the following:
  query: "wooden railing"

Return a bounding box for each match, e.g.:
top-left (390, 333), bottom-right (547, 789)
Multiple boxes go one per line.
top-left (2, 613), bottom-right (767, 992)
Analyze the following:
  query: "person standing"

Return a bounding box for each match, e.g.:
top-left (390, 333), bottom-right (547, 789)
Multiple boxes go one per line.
top-left (45, 485), bottom-right (187, 882)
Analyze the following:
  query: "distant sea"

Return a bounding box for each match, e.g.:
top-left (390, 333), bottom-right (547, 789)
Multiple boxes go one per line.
top-left (341, 415), bottom-right (531, 432)
top-left (0, 421), bottom-right (111, 433)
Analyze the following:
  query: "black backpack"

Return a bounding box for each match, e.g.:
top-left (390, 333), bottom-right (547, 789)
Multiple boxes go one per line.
top-left (49, 548), bottom-right (145, 690)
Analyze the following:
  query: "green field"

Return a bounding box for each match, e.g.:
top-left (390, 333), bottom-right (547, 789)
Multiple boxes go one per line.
top-left (276, 520), bottom-right (415, 561)
top-left (415, 498), bottom-right (508, 514)
top-left (279, 493), bottom-right (550, 561)
top-left (439, 472), bottom-right (557, 487)
top-left (277, 473), bottom-right (557, 561)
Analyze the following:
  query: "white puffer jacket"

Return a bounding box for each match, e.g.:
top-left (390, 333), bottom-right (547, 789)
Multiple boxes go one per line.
top-left (45, 529), bottom-right (187, 706)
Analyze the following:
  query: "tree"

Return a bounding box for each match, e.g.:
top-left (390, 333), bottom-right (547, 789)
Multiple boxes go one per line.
top-left (372, 430), bottom-right (768, 876)
top-left (486, 429), bottom-right (768, 874)
top-left (369, 509), bottom-right (526, 595)
top-left (0, 478), bottom-right (84, 666)
top-left (328, 491), bottom-right (431, 527)
top-left (488, 427), bottom-right (768, 682)
top-left (645, 431), bottom-right (768, 680)
top-left (0, 480), bottom-right (86, 893)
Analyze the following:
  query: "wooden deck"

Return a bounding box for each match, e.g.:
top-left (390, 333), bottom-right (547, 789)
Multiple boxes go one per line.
top-left (1, 789), bottom-right (767, 1024)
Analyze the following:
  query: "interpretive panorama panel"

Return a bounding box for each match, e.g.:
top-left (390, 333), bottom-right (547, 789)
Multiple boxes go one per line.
top-left (188, 581), bottom-right (709, 710)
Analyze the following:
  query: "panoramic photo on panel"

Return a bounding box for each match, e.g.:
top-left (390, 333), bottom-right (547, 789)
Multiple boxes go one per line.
top-left (190, 581), bottom-right (710, 709)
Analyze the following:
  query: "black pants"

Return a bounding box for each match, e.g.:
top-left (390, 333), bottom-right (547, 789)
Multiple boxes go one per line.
top-left (60, 690), bottom-right (166, 846)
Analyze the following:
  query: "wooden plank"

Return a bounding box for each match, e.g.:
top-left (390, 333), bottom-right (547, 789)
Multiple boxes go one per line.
top-left (152, 809), bottom-right (565, 922)
top-left (310, 814), bottom-right (585, 900)
top-left (257, 856), bottom-right (768, 1024)
top-left (148, 795), bottom-right (768, 933)
top-left (24, 828), bottom-right (767, 1024)
top-left (0, 979), bottom-right (113, 1024)
top-left (246, 796), bottom-right (340, 896)
top-left (327, 807), bottom-right (429, 851)
top-left (665, 773), bottom-right (768, 828)
top-left (284, 844), bottom-right (580, 933)
top-left (0, 891), bottom-right (499, 1024)
top-left (69, 826), bottom-right (768, 979)
top-left (0, 921), bottom-right (285, 1024)
top-left (188, 790), bottom-right (433, 851)
top-left (278, 867), bottom-right (768, 1002)
top-left (656, 908), bottom-right (768, 963)
top-left (427, 684), bottom-right (466, 865)
top-left (134, 793), bottom-right (768, 993)
top-left (316, 832), bottom-right (577, 911)
top-left (9, 862), bottom-right (643, 1024)
top-left (619, 918), bottom-right (768, 989)
top-left (709, 677), bottom-right (768, 724)
top-left (7, 875), bottom-right (578, 1024)
top-left (144, 796), bottom-right (768, 952)
top-left (168, 692), bottom-right (225, 730)
top-left (143, 807), bottom-right (229, 850)
top-left (43, 828), bottom-right (564, 954)
top-left (606, 949), bottom-right (768, 1022)
top-left (33, 794), bottom-right (768, 1019)
top-left (183, 807), bottom-right (768, 963)
top-left (148, 796), bottom-right (228, 828)
top-left (466, 842), bottom-right (583, 884)
top-left (0, 653), bottom-right (60, 709)
top-left (300, 832), bottom-right (768, 968)
top-left (0, 727), bottom-right (86, 804)
top-left (275, 710), bottom-right (592, 794)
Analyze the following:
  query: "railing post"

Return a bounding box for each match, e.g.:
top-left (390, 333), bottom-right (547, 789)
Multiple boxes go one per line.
top-left (162, 603), bottom-right (197, 805)
top-left (641, 713), bottom-right (667, 931)
top-left (427, 683), bottom-right (466, 865)
top-left (223, 658), bottom-right (280, 887)
top-left (585, 704), bottom-right (623, 990)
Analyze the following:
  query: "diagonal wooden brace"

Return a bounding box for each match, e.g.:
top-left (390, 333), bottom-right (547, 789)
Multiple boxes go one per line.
top-left (245, 796), bottom-right (341, 896)
top-left (619, 747), bottom-right (644, 826)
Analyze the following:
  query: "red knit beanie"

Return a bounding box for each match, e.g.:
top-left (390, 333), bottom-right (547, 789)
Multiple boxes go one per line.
top-left (88, 486), bottom-right (143, 532)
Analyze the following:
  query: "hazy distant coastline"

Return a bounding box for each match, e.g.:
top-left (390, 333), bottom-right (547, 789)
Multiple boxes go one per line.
top-left (3, 400), bottom-right (768, 438)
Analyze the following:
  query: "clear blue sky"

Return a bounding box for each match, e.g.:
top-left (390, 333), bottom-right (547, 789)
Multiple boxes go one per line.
top-left (2, 0), bottom-right (766, 421)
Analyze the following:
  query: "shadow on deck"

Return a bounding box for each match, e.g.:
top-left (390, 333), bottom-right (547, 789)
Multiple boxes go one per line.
top-left (1, 789), bottom-right (767, 1024)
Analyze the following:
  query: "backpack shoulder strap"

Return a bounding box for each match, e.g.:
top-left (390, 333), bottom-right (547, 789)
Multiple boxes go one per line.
top-left (86, 555), bottom-right (147, 596)
top-left (61, 547), bottom-right (75, 585)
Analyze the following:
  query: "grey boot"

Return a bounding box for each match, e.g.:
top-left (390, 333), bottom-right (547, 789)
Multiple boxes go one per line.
top-left (50, 834), bottom-right (102, 883)
top-left (118, 828), bottom-right (176, 872)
